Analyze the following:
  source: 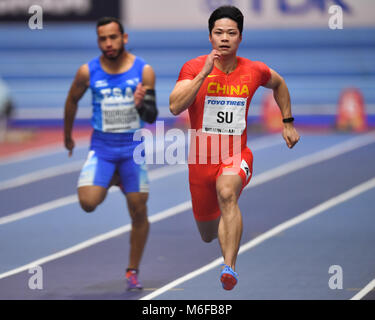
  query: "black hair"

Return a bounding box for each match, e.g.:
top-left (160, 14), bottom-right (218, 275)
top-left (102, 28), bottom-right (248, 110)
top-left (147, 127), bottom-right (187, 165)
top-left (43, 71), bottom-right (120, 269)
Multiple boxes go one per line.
top-left (208, 6), bottom-right (244, 35)
top-left (96, 17), bottom-right (124, 34)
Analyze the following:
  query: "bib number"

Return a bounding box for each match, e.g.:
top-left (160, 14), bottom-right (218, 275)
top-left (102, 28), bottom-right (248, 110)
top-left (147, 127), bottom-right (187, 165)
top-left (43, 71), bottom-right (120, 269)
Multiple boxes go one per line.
top-left (101, 98), bottom-right (140, 132)
top-left (202, 96), bottom-right (247, 135)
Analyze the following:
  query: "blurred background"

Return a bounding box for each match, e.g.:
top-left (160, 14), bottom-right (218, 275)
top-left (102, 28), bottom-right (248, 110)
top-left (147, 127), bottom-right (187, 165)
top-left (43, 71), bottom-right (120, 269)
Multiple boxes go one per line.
top-left (0, 0), bottom-right (374, 150)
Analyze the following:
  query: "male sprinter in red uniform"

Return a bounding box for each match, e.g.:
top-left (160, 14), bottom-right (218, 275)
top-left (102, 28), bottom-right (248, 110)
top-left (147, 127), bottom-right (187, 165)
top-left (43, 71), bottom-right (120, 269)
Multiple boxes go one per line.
top-left (169, 6), bottom-right (300, 290)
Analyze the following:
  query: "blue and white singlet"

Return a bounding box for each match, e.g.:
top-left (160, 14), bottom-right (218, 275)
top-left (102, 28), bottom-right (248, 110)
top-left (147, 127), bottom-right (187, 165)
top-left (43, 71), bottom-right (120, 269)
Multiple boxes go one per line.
top-left (77, 56), bottom-right (149, 192)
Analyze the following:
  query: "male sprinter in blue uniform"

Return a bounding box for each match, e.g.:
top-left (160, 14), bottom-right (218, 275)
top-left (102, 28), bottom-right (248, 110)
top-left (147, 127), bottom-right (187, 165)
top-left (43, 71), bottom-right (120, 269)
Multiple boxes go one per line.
top-left (64, 17), bottom-right (157, 290)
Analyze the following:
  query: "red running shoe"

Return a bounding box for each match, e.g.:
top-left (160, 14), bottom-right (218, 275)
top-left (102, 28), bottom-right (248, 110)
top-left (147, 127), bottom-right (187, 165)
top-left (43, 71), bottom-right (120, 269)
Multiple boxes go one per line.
top-left (220, 265), bottom-right (238, 291)
top-left (126, 269), bottom-right (143, 291)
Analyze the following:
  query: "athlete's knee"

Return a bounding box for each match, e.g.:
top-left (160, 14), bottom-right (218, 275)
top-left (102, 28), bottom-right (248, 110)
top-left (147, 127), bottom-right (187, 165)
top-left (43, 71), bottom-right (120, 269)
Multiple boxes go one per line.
top-left (78, 186), bottom-right (106, 213)
top-left (127, 194), bottom-right (148, 223)
top-left (132, 214), bottom-right (149, 229)
top-left (200, 233), bottom-right (217, 243)
top-left (129, 204), bottom-right (148, 226)
top-left (217, 186), bottom-right (237, 206)
top-left (79, 199), bottom-right (97, 213)
top-left (197, 221), bottom-right (218, 243)
top-left (78, 194), bottom-right (99, 213)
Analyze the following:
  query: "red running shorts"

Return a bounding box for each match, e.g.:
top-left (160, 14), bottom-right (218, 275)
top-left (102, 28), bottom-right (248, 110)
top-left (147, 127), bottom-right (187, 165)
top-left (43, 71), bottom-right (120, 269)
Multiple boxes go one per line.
top-left (188, 147), bottom-right (253, 222)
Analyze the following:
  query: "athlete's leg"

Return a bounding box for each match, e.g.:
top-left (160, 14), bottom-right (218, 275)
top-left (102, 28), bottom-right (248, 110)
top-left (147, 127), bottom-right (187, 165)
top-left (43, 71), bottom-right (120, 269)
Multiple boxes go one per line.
top-left (77, 150), bottom-right (116, 213)
top-left (195, 217), bottom-right (220, 243)
top-left (78, 186), bottom-right (108, 213)
top-left (216, 148), bottom-right (253, 271)
top-left (216, 173), bottom-right (243, 270)
top-left (125, 192), bottom-right (149, 270)
top-left (189, 163), bottom-right (222, 242)
top-left (119, 159), bottom-right (150, 272)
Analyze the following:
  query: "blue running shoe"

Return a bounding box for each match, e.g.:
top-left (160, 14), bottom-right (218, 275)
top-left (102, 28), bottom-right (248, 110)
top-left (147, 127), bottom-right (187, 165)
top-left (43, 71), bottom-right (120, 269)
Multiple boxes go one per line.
top-left (126, 269), bottom-right (143, 291)
top-left (220, 264), bottom-right (238, 290)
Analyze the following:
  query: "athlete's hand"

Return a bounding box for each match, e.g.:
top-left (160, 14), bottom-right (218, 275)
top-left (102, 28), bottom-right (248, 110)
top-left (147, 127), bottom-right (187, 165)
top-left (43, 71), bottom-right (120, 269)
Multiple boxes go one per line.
top-left (65, 136), bottom-right (75, 157)
top-left (134, 83), bottom-right (146, 108)
top-left (282, 124), bottom-right (300, 149)
top-left (201, 49), bottom-right (221, 78)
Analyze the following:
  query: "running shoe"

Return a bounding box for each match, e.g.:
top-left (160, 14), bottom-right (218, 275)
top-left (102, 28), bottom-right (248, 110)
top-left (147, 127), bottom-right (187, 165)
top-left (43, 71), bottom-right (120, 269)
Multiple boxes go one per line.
top-left (220, 264), bottom-right (238, 290)
top-left (126, 269), bottom-right (143, 291)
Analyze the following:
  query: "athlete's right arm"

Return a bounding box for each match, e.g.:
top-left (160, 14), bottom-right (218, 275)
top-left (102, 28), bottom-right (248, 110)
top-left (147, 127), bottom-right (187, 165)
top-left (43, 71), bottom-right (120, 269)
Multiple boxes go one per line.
top-left (64, 64), bottom-right (89, 157)
top-left (169, 50), bottom-right (221, 116)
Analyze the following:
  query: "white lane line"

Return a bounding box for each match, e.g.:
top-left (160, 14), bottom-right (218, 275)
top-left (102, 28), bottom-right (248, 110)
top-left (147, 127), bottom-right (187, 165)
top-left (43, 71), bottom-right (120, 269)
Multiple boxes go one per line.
top-left (247, 131), bottom-right (375, 190)
top-left (0, 150), bottom-right (187, 192)
top-left (0, 131), bottom-right (185, 167)
top-left (148, 164), bottom-right (187, 180)
top-left (0, 139), bottom-right (89, 166)
top-left (0, 201), bottom-right (192, 280)
top-left (0, 133), bottom-right (374, 279)
top-left (0, 165), bottom-right (187, 226)
top-left (0, 132), bottom-right (373, 227)
top-left (0, 143), bottom-right (177, 191)
top-left (247, 134), bottom-right (283, 151)
top-left (0, 135), bottom-right (283, 191)
top-left (0, 135), bottom-right (282, 224)
top-left (0, 132), bottom-right (373, 229)
top-left (350, 279), bottom-right (375, 300)
top-left (0, 194), bottom-right (78, 226)
top-left (0, 161), bottom-right (83, 191)
top-left (141, 176), bottom-right (375, 300)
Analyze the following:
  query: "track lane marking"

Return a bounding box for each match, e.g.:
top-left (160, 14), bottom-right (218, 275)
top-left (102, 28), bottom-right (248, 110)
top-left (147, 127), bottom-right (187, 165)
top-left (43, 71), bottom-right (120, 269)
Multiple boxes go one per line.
top-left (0, 135), bottom-right (282, 190)
top-left (141, 176), bottom-right (375, 300)
top-left (0, 165), bottom-right (187, 225)
top-left (351, 279), bottom-right (375, 300)
top-left (0, 139), bottom-right (89, 166)
top-left (0, 133), bottom-right (374, 279)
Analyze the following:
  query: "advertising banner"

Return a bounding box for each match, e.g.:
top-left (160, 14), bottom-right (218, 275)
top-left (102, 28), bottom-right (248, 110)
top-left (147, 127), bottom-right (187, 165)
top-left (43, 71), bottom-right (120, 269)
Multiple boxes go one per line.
top-left (125, 0), bottom-right (375, 29)
top-left (0, 0), bottom-right (120, 22)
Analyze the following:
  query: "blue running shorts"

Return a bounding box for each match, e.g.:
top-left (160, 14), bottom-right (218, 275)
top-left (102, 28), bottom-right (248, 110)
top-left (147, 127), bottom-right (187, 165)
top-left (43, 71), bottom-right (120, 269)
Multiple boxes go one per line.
top-left (77, 130), bottom-right (149, 193)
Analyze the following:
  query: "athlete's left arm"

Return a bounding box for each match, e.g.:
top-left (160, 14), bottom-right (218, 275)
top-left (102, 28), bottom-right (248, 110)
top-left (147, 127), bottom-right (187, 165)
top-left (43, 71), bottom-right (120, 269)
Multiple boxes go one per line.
top-left (264, 69), bottom-right (300, 149)
top-left (134, 64), bottom-right (158, 123)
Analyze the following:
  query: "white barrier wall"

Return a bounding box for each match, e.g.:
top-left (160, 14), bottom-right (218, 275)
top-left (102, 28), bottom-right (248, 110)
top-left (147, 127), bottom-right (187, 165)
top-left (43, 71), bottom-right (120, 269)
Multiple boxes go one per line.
top-left (125, 0), bottom-right (375, 29)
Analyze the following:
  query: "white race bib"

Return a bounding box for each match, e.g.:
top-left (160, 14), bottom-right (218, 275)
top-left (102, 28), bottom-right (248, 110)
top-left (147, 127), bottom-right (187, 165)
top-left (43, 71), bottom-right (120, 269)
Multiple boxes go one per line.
top-left (202, 96), bottom-right (247, 135)
top-left (101, 97), bottom-right (140, 132)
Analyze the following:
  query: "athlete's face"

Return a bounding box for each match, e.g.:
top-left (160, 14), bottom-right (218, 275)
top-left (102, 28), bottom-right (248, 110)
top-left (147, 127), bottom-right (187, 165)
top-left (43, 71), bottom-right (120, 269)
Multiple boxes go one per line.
top-left (97, 22), bottom-right (127, 60)
top-left (209, 18), bottom-right (242, 56)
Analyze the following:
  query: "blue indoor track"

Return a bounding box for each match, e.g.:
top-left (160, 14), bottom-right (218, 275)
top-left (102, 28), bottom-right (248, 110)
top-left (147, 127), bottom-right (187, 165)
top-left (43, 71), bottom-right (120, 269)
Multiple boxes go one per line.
top-left (0, 130), bottom-right (374, 300)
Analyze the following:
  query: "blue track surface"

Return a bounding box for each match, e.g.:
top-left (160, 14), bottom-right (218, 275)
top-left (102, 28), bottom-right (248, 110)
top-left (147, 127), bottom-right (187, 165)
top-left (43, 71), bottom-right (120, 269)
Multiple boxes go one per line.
top-left (0, 131), bottom-right (374, 300)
